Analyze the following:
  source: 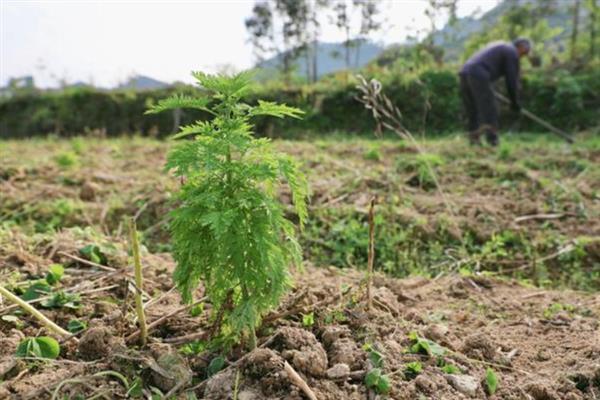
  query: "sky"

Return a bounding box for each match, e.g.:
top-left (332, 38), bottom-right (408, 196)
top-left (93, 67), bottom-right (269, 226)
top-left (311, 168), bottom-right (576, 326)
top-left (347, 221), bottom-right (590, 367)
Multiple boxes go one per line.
top-left (1, 0), bottom-right (500, 88)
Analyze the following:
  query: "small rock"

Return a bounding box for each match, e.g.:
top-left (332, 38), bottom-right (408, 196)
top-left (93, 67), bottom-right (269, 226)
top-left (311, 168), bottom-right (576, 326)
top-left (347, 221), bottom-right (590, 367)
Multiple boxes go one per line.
top-left (446, 374), bottom-right (479, 397)
top-left (326, 363), bottom-right (350, 379)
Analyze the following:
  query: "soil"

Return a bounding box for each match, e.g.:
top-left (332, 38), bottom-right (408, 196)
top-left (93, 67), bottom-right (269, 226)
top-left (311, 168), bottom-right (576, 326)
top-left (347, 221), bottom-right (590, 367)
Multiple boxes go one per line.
top-left (0, 236), bottom-right (598, 399)
top-left (0, 136), bottom-right (599, 399)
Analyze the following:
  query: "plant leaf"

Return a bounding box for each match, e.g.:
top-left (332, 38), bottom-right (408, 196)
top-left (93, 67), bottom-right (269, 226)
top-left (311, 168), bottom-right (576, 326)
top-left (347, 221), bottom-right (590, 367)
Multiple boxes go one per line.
top-left (486, 368), bottom-right (498, 395)
top-left (145, 94), bottom-right (210, 114)
top-left (16, 337), bottom-right (60, 359)
top-left (46, 263), bottom-right (64, 285)
top-left (365, 368), bottom-right (381, 387)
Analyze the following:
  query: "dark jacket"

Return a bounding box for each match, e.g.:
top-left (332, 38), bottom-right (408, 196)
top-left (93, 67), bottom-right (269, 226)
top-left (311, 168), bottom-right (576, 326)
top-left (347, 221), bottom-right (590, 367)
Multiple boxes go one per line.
top-left (460, 42), bottom-right (520, 105)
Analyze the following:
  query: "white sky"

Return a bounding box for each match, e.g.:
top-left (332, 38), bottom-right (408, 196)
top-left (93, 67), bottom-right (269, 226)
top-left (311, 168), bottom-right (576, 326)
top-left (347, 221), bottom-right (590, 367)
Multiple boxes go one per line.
top-left (1, 0), bottom-right (499, 88)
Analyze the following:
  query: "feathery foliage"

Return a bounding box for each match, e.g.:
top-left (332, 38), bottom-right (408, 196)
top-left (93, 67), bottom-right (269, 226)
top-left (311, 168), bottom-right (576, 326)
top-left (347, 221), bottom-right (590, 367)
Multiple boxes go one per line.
top-left (150, 71), bottom-right (308, 348)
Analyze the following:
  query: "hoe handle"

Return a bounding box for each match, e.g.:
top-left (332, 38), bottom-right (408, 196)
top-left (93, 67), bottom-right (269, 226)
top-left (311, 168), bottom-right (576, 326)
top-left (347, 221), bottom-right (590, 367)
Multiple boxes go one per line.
top-left (493, 91), bottom-right (575, 144)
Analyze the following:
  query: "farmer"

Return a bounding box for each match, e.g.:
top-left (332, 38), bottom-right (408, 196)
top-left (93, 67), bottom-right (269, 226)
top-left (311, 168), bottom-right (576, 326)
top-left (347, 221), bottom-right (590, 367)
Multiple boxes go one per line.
top-left (459, 38), bottom-right (531, 146)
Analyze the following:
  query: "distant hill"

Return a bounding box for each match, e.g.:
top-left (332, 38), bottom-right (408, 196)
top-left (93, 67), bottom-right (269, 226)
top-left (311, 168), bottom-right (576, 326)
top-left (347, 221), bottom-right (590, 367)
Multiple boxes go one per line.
top-left (256, 41), bottom-right (385, 80)
top-left (432, 0), bottom-right (581, 61)
top-left (118, 75), bottom-right (170, 90)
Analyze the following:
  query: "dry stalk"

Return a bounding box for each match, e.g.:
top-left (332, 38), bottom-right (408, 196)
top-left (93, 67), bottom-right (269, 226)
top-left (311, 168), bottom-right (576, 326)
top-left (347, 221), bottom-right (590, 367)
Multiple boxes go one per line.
top-left (284, 361), bottom-right (318, 400)
top-left (0, 285), bottom-right (73, 340)
top-left (128, 217), bottom-right (148, 346)
top-left (367, 197), bottom-right (376, 311)
top-left (355, 75), bottom-right (465, 248)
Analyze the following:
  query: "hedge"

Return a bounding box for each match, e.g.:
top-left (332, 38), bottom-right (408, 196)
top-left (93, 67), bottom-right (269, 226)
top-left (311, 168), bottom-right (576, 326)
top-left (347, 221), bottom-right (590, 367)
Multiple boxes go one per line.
top-left (1, 69), bottom-right (598, 139)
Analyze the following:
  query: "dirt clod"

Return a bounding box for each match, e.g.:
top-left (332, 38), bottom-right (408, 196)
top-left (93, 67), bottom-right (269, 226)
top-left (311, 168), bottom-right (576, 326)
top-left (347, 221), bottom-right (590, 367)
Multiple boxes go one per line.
top-left (149, 344), bottom-right (192, 392)
top-left (461, 332), bottom-right (497, 361)
top-left (203, 369), bottom-right (236, 400)
top-left (276, 326), bottom-right (328, 376)
top-left (328, 337), bottom-right (362, 370)
top-left (241, 348), bottom-right (289, 395)
top-left (414, 374), bottom-right (437, 394)
top-left (79, 181), bottom-right (99, 201)
top-left (78, 326), bottom-right (121, 360)
top-left (525, 381), bottom-right (561, 400)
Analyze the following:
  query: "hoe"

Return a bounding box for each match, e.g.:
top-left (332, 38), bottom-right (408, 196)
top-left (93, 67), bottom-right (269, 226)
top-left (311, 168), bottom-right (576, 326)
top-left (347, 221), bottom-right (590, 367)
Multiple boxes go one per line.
top-left (494, 91), bottom-right (575, 144)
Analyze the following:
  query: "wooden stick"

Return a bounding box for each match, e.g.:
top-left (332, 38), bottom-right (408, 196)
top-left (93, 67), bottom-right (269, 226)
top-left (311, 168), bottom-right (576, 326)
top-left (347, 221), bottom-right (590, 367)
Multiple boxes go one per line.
top-left (128, 217), bottom-right (148, 347)
top-left (0, 285), bottom-right (74, 340)
top-left (514, 213), bottom-right (574, 223)
top-left (58, 251), bottom-right (116, 272)
top-left (367, 197), bottom-right (376, 311)
top-left (284, 361), bottom-right (318, 400)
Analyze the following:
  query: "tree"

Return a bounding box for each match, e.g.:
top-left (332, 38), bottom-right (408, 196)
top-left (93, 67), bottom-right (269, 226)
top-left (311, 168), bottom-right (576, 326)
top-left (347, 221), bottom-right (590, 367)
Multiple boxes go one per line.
top-left (330, 0), bottom-right (384, 73)
top-left (571, 0), bottom-right (581, 62)
top-left (586, 0), bottom-right (598, 60)
top-left (354, 0), bottom-right (383, 67)
top-left (423, 0), bottom-right (459, 66)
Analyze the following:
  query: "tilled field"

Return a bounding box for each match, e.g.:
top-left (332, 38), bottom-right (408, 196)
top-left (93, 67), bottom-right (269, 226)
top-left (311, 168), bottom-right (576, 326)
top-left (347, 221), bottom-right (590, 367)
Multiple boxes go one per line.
top-left (0, 135), bottom-right (599, 399)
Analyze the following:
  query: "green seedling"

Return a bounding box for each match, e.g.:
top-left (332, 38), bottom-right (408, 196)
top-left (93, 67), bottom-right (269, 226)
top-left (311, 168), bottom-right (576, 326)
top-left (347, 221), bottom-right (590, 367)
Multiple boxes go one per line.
top-left (441, 364), bottom-right (460, 374)
top-left (365, 368), bottom-right (391, 394)
top-left (364, 147), bottom-right (382, 161)
top-left (404, 361), bottom-right (423, 380)
top-left (21, 281), bottom-right (52, 301)
top-left (16, 336), bottom-right (60, 359)
top-left (485, 367), bottom-right (498, 395)
top-left (54, 151), bottom-right (79, 169)
top-left (302, 312), bottom-right (315, 327)
top-left (207, 355), bottom-right (226, 378)
top-left (42, 291), bottom-right (81, 309)
top-left (180, 340), bottom-right (207, 356)
top-left (45, 263), bottom-right (64, 285)
top-left (79, 244), bottom-right (107, 265)
top-left (408, 332), bottom-right (446, 357)
top-left (147, 71), bottom-right (307, 349)
top-left (67, 319), bottom-right (87, 334)
top-left (126, 377), bottom-right (144, 398)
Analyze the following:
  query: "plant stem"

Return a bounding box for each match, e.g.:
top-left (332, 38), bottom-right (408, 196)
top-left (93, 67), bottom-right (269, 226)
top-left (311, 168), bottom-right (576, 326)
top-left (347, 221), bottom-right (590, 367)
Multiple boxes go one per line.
top-left (0, 285), bottom-right (72, 339)
top-left (367, 197), bottom-right (376, 311)
top-left (128, 217), bottom-right (148, 346)
top-left (242, 284), bottom-right (257, 350)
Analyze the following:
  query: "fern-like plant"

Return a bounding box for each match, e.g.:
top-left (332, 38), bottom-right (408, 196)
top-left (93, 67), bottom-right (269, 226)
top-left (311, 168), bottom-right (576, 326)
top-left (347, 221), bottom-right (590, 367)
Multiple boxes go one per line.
top-left (146, 71), bottom-right (308, 349)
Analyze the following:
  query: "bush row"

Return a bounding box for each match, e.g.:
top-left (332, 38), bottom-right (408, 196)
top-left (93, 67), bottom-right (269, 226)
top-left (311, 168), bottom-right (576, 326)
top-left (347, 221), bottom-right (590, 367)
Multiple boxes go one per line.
top-left (1, 69), bottom-right (598, 139)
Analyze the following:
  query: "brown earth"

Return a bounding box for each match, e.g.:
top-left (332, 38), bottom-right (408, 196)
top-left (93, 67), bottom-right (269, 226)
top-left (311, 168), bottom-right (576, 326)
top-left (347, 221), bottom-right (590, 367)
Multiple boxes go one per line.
top-left (0, 136), bottom-right (599, 399)
top-left (0, 227), bottom-right (599, 399)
